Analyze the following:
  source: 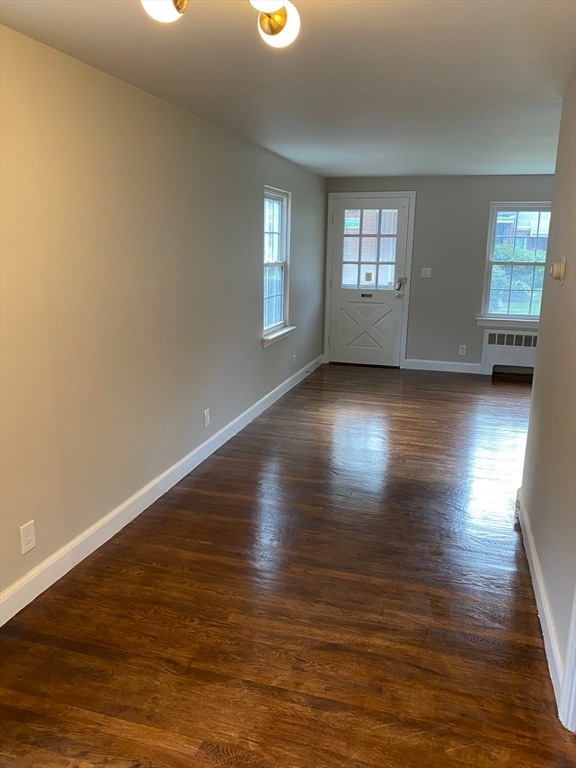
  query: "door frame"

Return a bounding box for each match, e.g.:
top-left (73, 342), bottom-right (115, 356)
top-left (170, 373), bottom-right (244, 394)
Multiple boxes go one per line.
top-left (324, 191), bottom-right (417, 367)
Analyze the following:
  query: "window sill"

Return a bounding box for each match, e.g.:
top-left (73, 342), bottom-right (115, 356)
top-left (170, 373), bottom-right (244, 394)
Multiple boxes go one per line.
top-left (262, 325), bottom-right (296, 347)
top-left (476, 316), bottom-right (539, 330)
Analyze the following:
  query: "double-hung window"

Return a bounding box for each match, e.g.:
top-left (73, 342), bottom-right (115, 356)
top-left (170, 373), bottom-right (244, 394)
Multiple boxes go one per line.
top-left (482, 202), bottom-right (551, 320)
top-left (262, 186), bottom-right (294, 345)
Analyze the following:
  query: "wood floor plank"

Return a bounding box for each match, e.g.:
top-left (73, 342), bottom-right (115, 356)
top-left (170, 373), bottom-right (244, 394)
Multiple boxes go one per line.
top-left (1, 366), bottom-right (574, 767)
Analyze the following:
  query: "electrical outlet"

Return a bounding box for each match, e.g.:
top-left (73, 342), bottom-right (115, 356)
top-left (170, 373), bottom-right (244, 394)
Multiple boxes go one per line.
top-left (203, 408), bottom-right (210, 428)
top-left (421, 267), bottom-right (432, 278)
top-left (20, 520), bottom-right (36, 555)
top-left (292, 354), bottom-right (297, 368)
top-left (459, 344), bottom-right (467, 356)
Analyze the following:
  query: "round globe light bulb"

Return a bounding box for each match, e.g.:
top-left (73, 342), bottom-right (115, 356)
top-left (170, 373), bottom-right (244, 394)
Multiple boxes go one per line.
top-left (258, 1), bottom-right (300, 48)
top-left (249, 1), bottom-right (285, 12)
top-left (140, 0), bottom-right (186, 24)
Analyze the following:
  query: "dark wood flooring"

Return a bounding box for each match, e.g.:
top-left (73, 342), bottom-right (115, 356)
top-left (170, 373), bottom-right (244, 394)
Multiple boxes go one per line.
top-left (1, 365), bottom-right (575, 767)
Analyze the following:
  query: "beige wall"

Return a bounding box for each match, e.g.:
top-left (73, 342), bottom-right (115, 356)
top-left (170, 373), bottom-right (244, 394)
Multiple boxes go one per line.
top-left (326, 176), bottom-right (554, 363)
top-left (521, 80), bottom-right (576, 667)
top-left (0, 27), bottom-right (325, 592)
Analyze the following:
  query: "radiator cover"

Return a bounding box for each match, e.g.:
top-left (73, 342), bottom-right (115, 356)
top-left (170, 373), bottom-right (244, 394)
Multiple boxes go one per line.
top-left (480, 329), bottom-right (538, 375)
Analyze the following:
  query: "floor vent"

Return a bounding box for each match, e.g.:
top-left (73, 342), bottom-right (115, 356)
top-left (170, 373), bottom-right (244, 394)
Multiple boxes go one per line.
top-left (480, 329), bottom-right (537, 375)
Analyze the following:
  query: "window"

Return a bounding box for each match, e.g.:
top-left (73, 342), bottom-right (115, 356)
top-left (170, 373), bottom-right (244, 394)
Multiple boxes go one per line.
top-left (262, 186), bottom-right (294, 345)
top-left (482, 202), bottom-right (551, 319)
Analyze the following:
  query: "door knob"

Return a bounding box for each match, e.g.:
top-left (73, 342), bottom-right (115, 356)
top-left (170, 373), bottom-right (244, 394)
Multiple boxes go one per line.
top-left (395, 276), bottom-right (408, 296)
top-left (394, 276), bottom-right (408, 291)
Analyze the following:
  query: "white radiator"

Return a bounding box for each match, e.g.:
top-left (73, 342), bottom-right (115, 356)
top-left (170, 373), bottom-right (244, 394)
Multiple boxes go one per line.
top-left (480, 329), bottom-right (537, 375)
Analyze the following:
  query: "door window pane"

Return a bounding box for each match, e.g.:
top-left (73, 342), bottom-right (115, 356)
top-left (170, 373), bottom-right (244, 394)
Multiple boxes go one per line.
top-left (360, 268), bottom-right (376, 289)
top-left (344, 209), bottom-right (361, 235)
top-left (343, 237), bottom-right (360, 261)
top-left (377, 265), bottom-right (395, 289)
top-left (379, 238), bottom-right (396, 262)
top-left (342, 263), bottom-right (358, 289)
top-left (380, 210), bottom-right (398, 235)
top-left (362, 210), bottom-right (379, 234)
top-left (361, 238), bottom-right (378, 262)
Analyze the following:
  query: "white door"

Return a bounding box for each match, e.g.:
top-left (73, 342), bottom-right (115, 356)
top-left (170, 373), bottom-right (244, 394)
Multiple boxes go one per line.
top-left (327, 194), bottom-right (414, 366)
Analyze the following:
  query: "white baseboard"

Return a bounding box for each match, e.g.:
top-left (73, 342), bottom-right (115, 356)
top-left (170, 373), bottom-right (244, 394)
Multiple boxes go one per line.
top-left (516, 489), bottom-right (564, 705)
top-left (402, 358), bottom-right (482, 374)
top-left (322, 355), bottom-right (481, 374)
top-left (0, 356), bottom-right (324, 626)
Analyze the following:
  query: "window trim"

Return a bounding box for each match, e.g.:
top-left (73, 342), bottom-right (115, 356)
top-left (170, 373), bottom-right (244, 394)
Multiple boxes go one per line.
top-left (262, 185), bottom-right (295, 345)
top-left (479, 201), bottom-right (551, 323)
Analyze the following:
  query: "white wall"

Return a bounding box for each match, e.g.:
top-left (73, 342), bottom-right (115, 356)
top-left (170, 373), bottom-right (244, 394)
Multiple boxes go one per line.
top-left (326, 176), bottom-right (554, 365)
top-left (0, 27), bottom-right (325, 609)
top-left (520, 79), bottom-right (576, 730)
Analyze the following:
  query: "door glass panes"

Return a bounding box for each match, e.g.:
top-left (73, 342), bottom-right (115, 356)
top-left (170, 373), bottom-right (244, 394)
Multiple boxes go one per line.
top-left (379, 238), bottom-right (396, 262)
top-left (344, 209), bottom-right (361, 235)
top-left (361, 238), bottom-right (378, 262)
top-left (377, 265), bottom-right (395, 289)
top-left (342, 264), bottom-right (359, 289)
top-left (360, 268), bottom-right (376, 289)
top-left (362, 210), bottom-right (379, 234)
top-left (487, 205), bottom-right (550, 317)
top-left (343, 237), bottom-right (359, 261)
top-left (380, 210), bottom-right (398, 235)
top-left (341, 207), bottom-right (398, 289)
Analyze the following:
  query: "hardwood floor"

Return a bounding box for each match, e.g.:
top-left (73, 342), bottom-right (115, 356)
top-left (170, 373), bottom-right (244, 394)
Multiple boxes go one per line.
top-left (1, 365), bottom-right (574, 767)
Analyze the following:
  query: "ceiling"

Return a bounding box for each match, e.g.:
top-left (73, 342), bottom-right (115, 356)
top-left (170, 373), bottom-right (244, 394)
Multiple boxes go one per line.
top-left (1, 0), bottom-right (575, 177)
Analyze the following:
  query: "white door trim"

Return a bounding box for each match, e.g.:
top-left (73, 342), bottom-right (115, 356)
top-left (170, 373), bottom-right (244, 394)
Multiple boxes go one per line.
top-left (324, 191), bottom-right (416, 366)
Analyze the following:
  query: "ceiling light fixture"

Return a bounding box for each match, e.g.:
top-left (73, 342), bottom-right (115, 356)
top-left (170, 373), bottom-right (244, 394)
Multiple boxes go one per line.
top-left (140, 0), bottom-right (301, 48)
top-left (256, 1), bottom-right (301, 48)
top-left (140, 0), bottom-right (188, 24)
